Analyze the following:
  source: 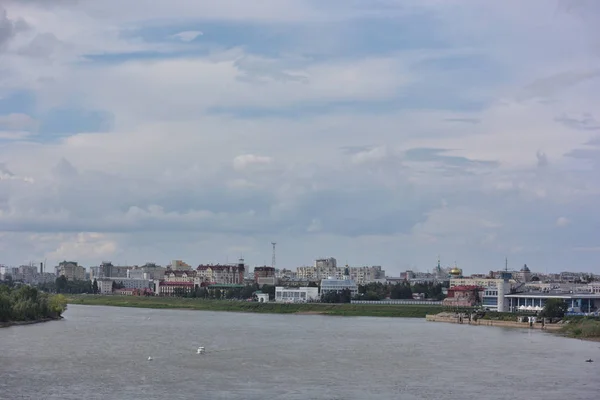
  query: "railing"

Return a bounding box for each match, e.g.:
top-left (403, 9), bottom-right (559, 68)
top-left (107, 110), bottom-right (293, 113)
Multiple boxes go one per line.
top-left (351, 300), bottom-right (443, 305)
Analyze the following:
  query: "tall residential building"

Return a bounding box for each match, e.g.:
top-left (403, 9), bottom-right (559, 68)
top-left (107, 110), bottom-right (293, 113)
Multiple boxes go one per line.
top-left (56, 261), bottom-right (86, 281)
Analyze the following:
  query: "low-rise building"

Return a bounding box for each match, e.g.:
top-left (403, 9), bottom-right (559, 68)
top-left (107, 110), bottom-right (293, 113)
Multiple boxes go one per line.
top-left (319, 278), bottom-right (358, 298)
top-left (442, 285), bottom-right (482, 307)
top-left (275, 286), bottom-right (319, 303)
top-left (156, 281), bottom-right (195, 296)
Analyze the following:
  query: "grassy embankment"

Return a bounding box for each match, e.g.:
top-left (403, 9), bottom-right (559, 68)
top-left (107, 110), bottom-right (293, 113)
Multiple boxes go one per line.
top-left (561, 318), bottom-right (600, 340)
top-left (67, 295), bottom-right (442, 318)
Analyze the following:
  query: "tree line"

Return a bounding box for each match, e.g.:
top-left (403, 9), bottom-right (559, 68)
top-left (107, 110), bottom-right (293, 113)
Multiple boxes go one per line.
top-left (0, 284), bottom-right (67, 323)
top-left (357, 282), bottom-right (446, 301)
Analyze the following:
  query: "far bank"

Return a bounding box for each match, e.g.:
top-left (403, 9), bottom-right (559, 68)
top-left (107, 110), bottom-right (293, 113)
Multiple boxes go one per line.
top-left (67, 295), bottom-right (442, 318)
top-left (426, 312), bottom-right (600, 341)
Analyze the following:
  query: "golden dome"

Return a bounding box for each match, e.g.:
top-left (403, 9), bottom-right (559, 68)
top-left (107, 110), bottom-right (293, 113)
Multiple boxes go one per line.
top-left (449, 267), bottom-right (462, 275)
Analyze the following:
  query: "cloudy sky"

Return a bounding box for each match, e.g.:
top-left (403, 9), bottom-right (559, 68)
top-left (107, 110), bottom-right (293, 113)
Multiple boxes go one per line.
top-left (0, 0), bottom-right (599, 274)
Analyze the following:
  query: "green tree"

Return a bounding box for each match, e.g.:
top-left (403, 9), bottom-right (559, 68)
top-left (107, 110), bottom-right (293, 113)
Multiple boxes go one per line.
top-left (261, 284), bottom-right (276, 300)
top-left (540, 298), bottom-right (568, 318)
top-left (92, 279), bottom-right (99, 294)
top-left (390, 283), bottom-right (413, 299)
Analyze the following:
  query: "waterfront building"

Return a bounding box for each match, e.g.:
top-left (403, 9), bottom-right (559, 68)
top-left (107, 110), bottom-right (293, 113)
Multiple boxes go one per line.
top-left (275, 286), bottom-right (319, 303)
top-left (505, 292), bottom-right (600, 314)
top-left (112, 278), bottom-right (152, 290)
top-left (196, 259), bottom-right (245, 285)
top-left (319, 278), bottom-right (358, 297)
top-left (481, 275), bottom-right (512, 312)
top-left (156, 281), bottom-right (195, 296)
top-left (255, 292), bottom-right (269, 302)
top-left (442, 285), bottom-right (482, 307)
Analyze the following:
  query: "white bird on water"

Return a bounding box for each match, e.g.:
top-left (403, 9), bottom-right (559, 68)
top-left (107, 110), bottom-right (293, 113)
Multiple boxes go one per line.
top-left (197, 347), bottom-right (205, 354)
top-left (147, 356), bottom-right (153, 361)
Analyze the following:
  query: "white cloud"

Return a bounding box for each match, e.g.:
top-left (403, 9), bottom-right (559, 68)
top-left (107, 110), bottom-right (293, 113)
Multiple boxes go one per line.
top-left (233, 154), bottom-right (273, 171)
top-left (171, 30), bottom-right (203, 42)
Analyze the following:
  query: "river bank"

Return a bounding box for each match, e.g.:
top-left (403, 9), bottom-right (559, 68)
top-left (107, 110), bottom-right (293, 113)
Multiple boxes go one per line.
top-left (427, 312), bottom-right (600, 342)
top-left (67, 295), bottom-right (443, 317)
top-left (426, 313), bottom-right (562, 331)
top-left (0, 317), bottom-right (62, 329)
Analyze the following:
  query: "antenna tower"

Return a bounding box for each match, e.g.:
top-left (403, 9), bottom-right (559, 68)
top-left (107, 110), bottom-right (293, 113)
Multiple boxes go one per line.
top-left (271, 242), bottom-right (277, 269)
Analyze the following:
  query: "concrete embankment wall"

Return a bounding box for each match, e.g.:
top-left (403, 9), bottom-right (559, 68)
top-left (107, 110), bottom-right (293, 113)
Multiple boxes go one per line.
top-left (425, 314), bottom-right (562, 331)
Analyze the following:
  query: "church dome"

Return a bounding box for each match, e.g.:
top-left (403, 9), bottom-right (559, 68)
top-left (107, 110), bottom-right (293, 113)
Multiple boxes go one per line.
top-left (449, 267), bottom-right (462, 276)
top-left (521, 264), bottom-right (530, 272)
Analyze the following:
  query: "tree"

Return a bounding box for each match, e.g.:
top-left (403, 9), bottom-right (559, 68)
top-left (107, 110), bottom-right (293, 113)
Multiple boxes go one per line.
top-left (261, 284), bottom-right (276, 300)
top-left (540, 298), bottom-right (568, 318)
top-left (55, 276), bottom-right (68, 293)
top-left (92, 279), bottom-right (99, 294)
top-left (390, 283), bottom-right (413, 299)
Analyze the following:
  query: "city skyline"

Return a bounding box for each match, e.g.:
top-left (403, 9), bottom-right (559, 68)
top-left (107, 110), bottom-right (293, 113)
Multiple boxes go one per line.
top-left (0, 1), bottom-right (599, 273)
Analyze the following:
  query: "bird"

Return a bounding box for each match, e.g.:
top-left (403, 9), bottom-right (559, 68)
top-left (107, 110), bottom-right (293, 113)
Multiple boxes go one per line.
top-left (197, 346), bottom-right (205, 354)
top-left (147, 356), bottom-right (153, 361)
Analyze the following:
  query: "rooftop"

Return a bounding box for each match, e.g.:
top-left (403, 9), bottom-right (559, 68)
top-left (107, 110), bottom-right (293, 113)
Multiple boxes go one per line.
top-left (506, 292), bottom-right (600, 299)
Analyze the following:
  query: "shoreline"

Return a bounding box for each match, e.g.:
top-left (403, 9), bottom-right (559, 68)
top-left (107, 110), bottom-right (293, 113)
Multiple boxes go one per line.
top-left (66, 295), bottom-right (443, 318)
top-left (426, 313), bottom-right (600, 342)
top-left (0, 317), bottom-right (62, 329)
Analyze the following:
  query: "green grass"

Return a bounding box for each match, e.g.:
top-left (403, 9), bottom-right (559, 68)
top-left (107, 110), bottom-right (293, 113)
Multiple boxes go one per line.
top-left (561, 318), bottom-right (600, 339)
top-left (66, 295), bottom-right (443, 318)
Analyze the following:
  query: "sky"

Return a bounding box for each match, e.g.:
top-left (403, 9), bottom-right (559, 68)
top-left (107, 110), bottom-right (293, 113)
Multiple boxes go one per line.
top-left (0, 0), bottom-right (599, 275)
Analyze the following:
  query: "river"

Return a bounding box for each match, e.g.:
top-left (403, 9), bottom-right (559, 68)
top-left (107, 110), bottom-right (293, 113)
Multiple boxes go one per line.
top-left (1, 304), bottom-right (598, 399)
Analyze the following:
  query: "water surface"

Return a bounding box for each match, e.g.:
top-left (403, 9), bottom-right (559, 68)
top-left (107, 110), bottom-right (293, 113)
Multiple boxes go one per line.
top-left (1, 305), bottom-right (598, 399)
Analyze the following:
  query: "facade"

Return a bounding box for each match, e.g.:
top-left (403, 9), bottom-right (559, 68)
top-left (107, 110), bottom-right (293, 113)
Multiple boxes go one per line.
top-left (442, 285), bottom-right (482, 307)
top-left (164, 270), bottom-right (196, 282)
top-left (57, 261), bottom-right (86, 281)
top-left (90, 262), bottom-right (133, 280)
top-left (127, 264), bottom-right (166, 280)
top-left (319, 278), bottom-right (358, 297)
top-left (256, 293), bottom-right (269, 303)
top-left (254, 266), bottom-right (277, 286)
top-left (349, 266), bottom-right (386, 285)
top-left (275, 286), bottom-right (319, 303)
top-left (112, 278), bottom-right (152, 290)
top-left (505, 292), bottom-right (600, 314)
top-left (196, 260), bottom-right (245, 285)
top-left (97, 278), bottom-right (113, 295)
top-left (156, 281), bottom-right (195, 296)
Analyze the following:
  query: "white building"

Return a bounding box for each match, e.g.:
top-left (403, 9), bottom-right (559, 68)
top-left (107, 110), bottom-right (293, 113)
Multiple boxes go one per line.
top-left (256, 293), bottom-right (269, 303)
top-left (320, 278), bottom-right (358, 297)
top-left (275, 286), bottom-right (319, 303)
top-left (97, 278), bottom-right (113, 295)
top-left (112, 278), bottom-right (152, 290)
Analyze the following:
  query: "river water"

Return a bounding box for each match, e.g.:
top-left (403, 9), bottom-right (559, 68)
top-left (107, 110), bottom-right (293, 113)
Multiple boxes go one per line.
top-left (1, 305), bottom-right (598, 399)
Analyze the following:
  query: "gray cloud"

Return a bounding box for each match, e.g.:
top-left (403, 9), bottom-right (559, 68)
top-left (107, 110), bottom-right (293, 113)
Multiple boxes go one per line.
top-left (555, 113), bottom-right (600, 131)
top-left (404, 148), bottom-right (499, 168)
top-left (0, 6), bottom-right (29, 49)
top-left (536, 151), bottom-right (549, 168)
top-left (518, 70), bottom-right (600, 101)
